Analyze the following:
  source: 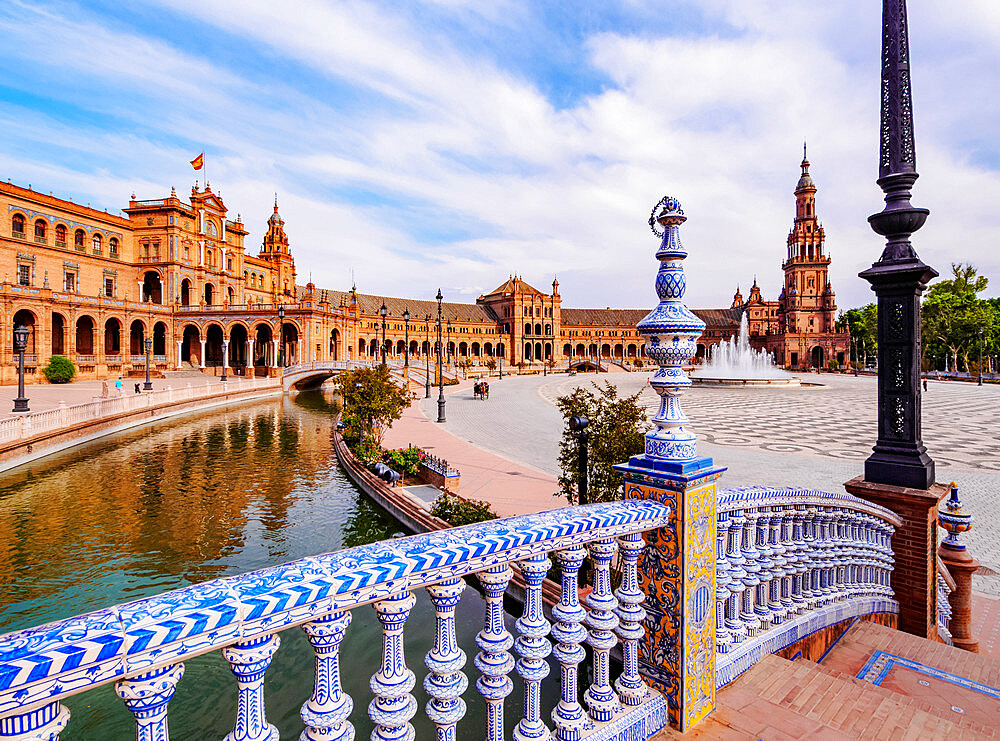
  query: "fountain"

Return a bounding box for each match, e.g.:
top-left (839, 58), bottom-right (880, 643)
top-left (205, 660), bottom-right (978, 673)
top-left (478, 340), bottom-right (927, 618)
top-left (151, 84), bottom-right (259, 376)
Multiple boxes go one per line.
top-left (693, 313), bottom-right (800, 386)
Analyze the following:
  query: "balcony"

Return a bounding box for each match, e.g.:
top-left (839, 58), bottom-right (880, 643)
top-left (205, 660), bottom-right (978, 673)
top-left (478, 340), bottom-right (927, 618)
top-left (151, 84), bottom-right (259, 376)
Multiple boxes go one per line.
top-left (55, 239), bottom-right (67, 248)
top-left (34, 236), bottom-right (46, 245)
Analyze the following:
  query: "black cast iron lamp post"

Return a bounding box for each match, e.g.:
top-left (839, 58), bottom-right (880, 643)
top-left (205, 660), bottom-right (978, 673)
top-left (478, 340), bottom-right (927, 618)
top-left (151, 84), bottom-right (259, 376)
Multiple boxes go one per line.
top-left (12, 325), bottom-right (29, 412)
top-left (403, 308), bottom-right (410, 368)
top-left (424, 314), bottom-right (431, 399)
top-left (978, 328), bottom-right (984, 386)
top-left (278, 304), bottom-right (285, 367)
top-left (143, 337), bottom-right (153, 390)
top-left (859, 0), bottom-right (938, 489)
top-left (436, 289), bottom-right (446, 423)
top-left (569, 415), bottom-right (589, 505)
top-left (379, 301), bottom-right (388, 368)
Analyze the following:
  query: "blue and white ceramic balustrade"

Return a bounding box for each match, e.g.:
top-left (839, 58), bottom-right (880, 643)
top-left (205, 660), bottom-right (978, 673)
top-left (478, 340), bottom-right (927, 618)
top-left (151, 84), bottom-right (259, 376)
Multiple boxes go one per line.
top-left (0, 501), bottom-right (673, 741)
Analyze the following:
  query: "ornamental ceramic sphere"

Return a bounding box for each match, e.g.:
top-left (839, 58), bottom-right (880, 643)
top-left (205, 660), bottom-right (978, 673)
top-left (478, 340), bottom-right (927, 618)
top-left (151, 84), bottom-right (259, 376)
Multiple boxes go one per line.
top-left (637, 197), bottom-right (706, 462)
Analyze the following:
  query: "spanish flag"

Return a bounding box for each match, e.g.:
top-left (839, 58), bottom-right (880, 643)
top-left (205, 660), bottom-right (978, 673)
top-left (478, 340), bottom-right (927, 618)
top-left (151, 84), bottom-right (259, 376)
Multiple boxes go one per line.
top-left (190, 153), bottom-right (204, 170)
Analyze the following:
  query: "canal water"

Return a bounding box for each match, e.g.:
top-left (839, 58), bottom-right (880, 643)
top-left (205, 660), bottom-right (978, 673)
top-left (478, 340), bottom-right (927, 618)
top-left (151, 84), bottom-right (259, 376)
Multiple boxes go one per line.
top-left (0, 391), bottom-right (555, 739)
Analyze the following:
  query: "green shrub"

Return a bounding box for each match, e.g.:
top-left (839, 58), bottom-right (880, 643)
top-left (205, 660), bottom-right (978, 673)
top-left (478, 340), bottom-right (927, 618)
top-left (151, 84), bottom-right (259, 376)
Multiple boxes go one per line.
top-left (383, 446), bottom-right (424, 476)
top-left (352, 437), bottom-right (384, 467)
top-left (430, 491), bottom-right (497, 526)
top-left (42, 355), bottom-right (75, 384)
top-left (827, 359), bottom-right (840, 372)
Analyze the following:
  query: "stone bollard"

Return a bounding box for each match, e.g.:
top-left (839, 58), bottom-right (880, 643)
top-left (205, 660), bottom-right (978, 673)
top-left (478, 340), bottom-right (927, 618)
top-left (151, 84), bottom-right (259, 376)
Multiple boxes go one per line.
top-left (938, 482), bottom-right (979, 652)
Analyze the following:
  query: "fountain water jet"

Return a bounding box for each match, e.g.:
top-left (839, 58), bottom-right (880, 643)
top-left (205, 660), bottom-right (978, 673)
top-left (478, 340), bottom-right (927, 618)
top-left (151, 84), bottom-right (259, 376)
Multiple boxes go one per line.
top-left (693, 314), bottom-right (800, 386)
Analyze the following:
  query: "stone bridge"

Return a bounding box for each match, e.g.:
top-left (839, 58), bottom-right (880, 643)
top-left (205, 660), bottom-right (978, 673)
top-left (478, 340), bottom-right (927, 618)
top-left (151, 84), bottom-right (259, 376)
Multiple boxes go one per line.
top-left (281, 360), bottom-right (370, 391)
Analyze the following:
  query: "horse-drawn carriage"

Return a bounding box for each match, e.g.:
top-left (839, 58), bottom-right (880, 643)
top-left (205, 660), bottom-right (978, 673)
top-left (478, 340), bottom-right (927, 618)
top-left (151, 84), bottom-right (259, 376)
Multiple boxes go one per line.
top-left (473, 381), bottom-right (490, 400)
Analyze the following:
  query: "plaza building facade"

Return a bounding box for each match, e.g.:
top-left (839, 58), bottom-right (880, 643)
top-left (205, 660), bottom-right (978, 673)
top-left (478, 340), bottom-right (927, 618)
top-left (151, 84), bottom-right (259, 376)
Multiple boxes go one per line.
top-left (1, 154), bottom-right (847, 383)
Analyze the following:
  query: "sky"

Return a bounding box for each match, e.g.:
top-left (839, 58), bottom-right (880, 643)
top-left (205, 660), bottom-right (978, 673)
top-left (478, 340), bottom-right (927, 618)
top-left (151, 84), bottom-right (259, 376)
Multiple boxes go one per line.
top-left (0, 1), bottom-right (997, 311)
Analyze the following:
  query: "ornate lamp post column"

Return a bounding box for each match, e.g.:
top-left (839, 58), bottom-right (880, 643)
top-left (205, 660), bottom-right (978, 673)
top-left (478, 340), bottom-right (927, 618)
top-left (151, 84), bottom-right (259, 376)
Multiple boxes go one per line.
top-left (436, 289), bottom-right (446, 423)
top-left (12, 325), bottom-right (29, 412)
top-left (425, 314), bottom-right (432, 399)
top-left (379, 301), bottom-right (388, 369)
top-left (846, 0), bottom-right (952, 642)
top-left (143, 337), bottom-right (153, 391)
top-left (277, 304), bottom-right (285, 368)
top-left (978, 328), bottom-right (983, 386)
top-left (615, 197), bottom-right (725, 732)
top-left (446, 319), bottom-right (452, 370)
top-left (403, 307), bottom-right (410, 368)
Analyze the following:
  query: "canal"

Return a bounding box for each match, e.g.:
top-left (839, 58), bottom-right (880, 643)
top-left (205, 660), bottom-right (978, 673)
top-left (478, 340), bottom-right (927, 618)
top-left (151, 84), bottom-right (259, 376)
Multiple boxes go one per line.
top-left (0, 391), bottom-right (552, 739)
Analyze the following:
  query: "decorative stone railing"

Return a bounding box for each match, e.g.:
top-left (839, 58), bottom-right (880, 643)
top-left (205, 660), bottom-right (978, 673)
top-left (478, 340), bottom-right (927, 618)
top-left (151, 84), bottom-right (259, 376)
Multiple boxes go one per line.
top-left (0, 501), bottom-right (672, 741)
top-left (935, 557), bottom-right (955, 645)
top-left (714, 486), bottom-right (902, 687)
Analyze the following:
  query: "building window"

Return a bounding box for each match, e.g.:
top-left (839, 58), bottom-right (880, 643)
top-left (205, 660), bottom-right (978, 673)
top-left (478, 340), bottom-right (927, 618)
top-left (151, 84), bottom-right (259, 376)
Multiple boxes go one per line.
top-left (55, 224), bottom-right (67, 246)
top-left (75, 229), bottom-right (85, 248)
top-left (142, 243), bottom-right (149, 257)
top-left (104, 277), bottom-right (114, 297)
top-left (34, 219), bottom-right (46, 243)
top-left (17, 264), bottom-right (30, 286)
top-left (64, 272), bottom-right (76, 292)
top-left (207, 221), bottom-right (217, 237)
top-left (109, 237), bottom-right (118, 255)
top-left (227, 257), bottom-right (233, 271)
top-left (11, 214), bottom-right (25, 237)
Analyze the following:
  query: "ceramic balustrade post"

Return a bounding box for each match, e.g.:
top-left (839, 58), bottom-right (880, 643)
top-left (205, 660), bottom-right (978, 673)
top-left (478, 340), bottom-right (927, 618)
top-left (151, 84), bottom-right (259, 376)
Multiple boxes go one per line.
top-left (740, 510), bottom-right (762, 636)
top-left (614, 532), bottom-right (649, 707)
top-left (585, 538), bottom-right (621, 722)
top-left (0, 702), bottom-right (70, 741)
top-left (725, 509), bottom-right (748, 643)
top-left (370, 591), bottom-right (418, 741)
top-left (514, 555), bottom-right (552, 741)
top-left (299, 610), bottom-right (353, 741)
top-left (551, 545), bottom-right (588, 741)
top-left (822, 508), bottom-right (837, 602)
top-left (425, 578), bottom-right (468, 741)
top-left (476, 564), bottom-right (514, 741)
top-left (802, 507), bottom-right (819, 608)
top-left (714, 511), bottom-right (734, 654)
top-left (778, 506), bottom-right (795, 616)
top-left (754, 508), bottom-right (774, 626)
top-left (222, 634), bottom-right (280, 741)
top-left (115, 663), bottom-right (185, 741)
top-left (766, 507), bottom-right (785, 624)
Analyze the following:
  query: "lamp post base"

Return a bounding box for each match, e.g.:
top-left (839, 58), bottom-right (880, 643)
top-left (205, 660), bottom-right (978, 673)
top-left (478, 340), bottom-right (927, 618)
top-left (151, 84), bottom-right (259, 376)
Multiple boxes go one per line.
top-left (143, 381), bottom-right (154, 391)
top-left (12, 398), bottom-right (29, 413)
top-left (864, 444), bottom-right (935, 491)
top-left (437, 397), bottom-right (446, 423)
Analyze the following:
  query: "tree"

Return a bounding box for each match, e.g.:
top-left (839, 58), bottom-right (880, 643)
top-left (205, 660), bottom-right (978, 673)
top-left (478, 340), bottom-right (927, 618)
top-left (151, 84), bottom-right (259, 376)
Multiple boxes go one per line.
top-left (837, 304), bottom-right (877, 366)
top-left (484, 357), bottom-right (496, 374)
top-left (334, 365), bottom-right (414, 445)
top-left (556, 382), bottom-right (646, 504)
top-left (922, 263), bottom-right (999, 371)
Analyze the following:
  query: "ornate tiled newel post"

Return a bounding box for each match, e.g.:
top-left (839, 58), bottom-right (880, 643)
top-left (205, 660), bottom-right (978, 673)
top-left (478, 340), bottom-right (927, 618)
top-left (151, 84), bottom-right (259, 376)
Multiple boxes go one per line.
top-left (938, 483), bottom-right (979, 652)
top-left (616, 197), bottom-right (726, 732)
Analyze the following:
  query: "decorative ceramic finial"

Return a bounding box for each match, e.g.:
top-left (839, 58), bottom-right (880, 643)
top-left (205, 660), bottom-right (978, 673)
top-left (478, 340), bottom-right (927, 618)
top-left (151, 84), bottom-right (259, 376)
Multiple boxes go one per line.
top-left (939, 482), bottom-right (973, 550)
top-left (636, 196), bottom-right (705, 462)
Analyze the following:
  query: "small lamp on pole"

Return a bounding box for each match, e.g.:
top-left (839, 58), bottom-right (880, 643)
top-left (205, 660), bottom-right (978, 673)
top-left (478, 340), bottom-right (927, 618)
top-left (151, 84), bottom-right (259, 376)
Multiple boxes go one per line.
top-left (403, 307), bottom-right (410, 368)
top-left (277, 304), bottom-right (285, 367)
top-left (143, 336), bottom-right (153, 390)
top-left (978, 328), bottom-right (984, 386)
top-left (436, 289), bottom-right (446, 423)
top-left (12, 325), bottom-right (29, 413)
top-left (380, 301), bottom-right (388, 368)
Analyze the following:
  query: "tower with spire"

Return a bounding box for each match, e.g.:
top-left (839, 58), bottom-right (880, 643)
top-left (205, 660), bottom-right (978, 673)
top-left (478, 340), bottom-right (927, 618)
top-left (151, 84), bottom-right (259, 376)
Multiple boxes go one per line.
top-left (259, 196), bottom-right (297, 297)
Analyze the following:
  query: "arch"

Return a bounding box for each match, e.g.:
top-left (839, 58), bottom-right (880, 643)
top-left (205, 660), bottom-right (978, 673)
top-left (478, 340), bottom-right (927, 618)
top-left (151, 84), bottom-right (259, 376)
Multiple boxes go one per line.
top-left (421, 340), bottom-right (431, 356)
top-left (811, 345), bottom-right (824, 368)
top-left (614, 343), bottom-right (624, 359)
top-left (496, 342), bottom-right (505, 359)
top-left (129, 319), bottom-right (146, 356)
top-left (534, 342), bottom-right (542, 361)
top-left (534, 323), bottom-right (542, 336)
top-left (627, 344), bottom-right (638, 358)
top-left (228, 323), bottom-right (248, 368)
top-left (524, 323), bottom-right (531, 335)
top-left (524, 342), bottom-right (532, 361)
top-left (396, 339), bottom-right (406, 355)
top-left (180, 325), bottom-right (198, 365)
top-left (409, 339), bottom-right (419, 357)
top-left (227, 286), bottom-right (235, 304)
top-left (576, 343), bottom-right (586, 357)
top-left (696, 343), bottom-right (706, 359)
top-left (589, 343), bottom-right (597, 357)
top-left (104, 317), bottom-right (121, 355)
top-left (205, 324), bottom-right (225, 366)
top-left (109, 237), bottom-right (119, 256)
top-left (484, 342), bottom-right (493, 357)
top-left (471, 342), bottom-right (480, 357)
top-left (446, 341), bottom-right (455, 359)
top-left (11, 213), bottom-right (26, 236)
top-left (180, 279), bottom-right (192, 306)
top-left (545, 323), bottom-right (551, 335)
top-left (33, 219), bottom-right (47, 242)
top-left (142, 270), bottom-right (163, 304)
top-left (601, 343), bottom-right (611, 358)
top-left (563, 343), bottom-right (572, 357)
top-left (280, 321), bottom-right (299, 365)
top-left (151, 321), bottom-right (167, 356)
top-left (253, 323), bottom-right (273, 367)
top-left (459, 341), bottom-right (468, 358)
top-left (74, 229), bottom-right (85, 248)
top-left (330, 329), bottom-right (341, 361)
top-left (92, 233), bottom-right (102, 252)
top-left (358, 338), bottom-right (366, 358)
top-left (544, 342), bottom-right (551, 360)
top-left (49, 312), bottom-right (65, 355)
top-left (55, 223), bottom-right (67, 245)
top-left (12, 309), bottom-right (37, 354)
top-left (204, 282), bottom-right (215, 306)
top-left (369, 338), bottom-right (378, 356)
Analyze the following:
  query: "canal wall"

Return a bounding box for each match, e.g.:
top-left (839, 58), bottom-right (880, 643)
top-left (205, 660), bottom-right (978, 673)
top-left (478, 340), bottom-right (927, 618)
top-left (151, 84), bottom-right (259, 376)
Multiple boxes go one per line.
top-left (0, 377), bottom-right (282, 473)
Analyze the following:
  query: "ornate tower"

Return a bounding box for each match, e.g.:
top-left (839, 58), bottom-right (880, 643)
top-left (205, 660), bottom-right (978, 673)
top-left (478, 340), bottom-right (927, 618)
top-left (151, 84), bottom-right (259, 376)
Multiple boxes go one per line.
top-left (259, 197), bottom-right (296, 298)
top-left (730, 285), bottom-right (743, 308)
top-left (781, 147), bottom-right (835, 335)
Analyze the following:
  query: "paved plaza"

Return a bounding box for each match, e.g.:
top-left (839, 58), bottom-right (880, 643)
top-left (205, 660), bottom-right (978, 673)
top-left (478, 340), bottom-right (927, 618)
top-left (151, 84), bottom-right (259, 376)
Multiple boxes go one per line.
top-left (420, 372), bottom-right (1000, 595)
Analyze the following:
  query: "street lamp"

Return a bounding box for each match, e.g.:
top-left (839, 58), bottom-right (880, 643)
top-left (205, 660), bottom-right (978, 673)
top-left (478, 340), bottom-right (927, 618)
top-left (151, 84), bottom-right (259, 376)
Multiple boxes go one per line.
top-left (978, 328), bottom-right (984, 386)
top-left (143, 336), bottom-right (153, 390)
top-left (379, 301), bottom-right (388, 368)
top-left (12, 325), bottom-right (29, 412)
top-left (278, 304), bottom-right (285, 367)
top-left (436, 289), bottom-right (446, 423)
top-left (403, 307), bottom-right (410, 368)
top-left (446, 319), bottom-right (452, 370)
top-left (424, 314), bottom-right (431, 399)
top-left (569, 416), bottom-right (589, 505)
